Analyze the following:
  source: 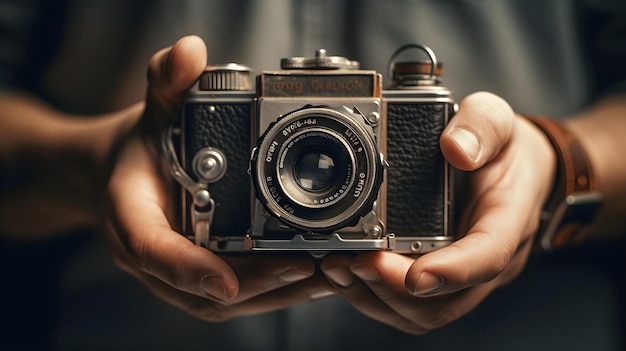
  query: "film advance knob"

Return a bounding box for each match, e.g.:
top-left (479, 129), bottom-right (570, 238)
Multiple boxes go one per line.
top-left (199, 63), bottom-right (252, 91)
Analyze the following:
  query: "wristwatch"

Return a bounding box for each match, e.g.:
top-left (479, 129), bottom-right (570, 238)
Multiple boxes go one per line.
top-left (525, 115), bottom-right (603, 250)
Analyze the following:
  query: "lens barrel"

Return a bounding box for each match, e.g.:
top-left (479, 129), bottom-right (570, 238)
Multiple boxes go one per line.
top-left (252, 106), bottom-right (384, 232)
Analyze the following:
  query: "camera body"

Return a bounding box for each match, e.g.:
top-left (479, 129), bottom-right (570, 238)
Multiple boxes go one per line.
top-left (163, 44), bottom-right (455, 254)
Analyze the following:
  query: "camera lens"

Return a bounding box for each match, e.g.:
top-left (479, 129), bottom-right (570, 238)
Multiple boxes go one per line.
top-left (278, 129), bottom-right (353, 209)
top-left (252, 106), bottom-right (384, 232)
top-left (294, 151), bottom-right (336, 192)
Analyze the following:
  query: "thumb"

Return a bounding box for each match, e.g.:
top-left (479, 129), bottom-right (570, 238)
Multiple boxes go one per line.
top-left (440, 91), bottom-right (514, 171)
top-left (146, 35), bottom-right (208, 120)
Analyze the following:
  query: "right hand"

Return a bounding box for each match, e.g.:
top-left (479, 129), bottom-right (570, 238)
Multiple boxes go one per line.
top-left (105, 36), bottom-right (334, 321)
top-left (321, 92), bottom-right (556, 334)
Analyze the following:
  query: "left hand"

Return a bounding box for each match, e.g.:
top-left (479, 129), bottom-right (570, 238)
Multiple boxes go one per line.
top-left (105, 36), bottom-right (331, 322)
top-left (321, 92), bottom-right (556, 334)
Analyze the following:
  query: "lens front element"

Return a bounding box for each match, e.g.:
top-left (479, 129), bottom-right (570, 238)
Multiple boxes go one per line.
top-left (294, 151), bottom-right (336, 192)
top-left (279, 128), bottom-right (353, 209)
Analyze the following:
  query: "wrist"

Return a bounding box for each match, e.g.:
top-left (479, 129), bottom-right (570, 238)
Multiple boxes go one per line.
top-left (524, 115), bottom-right (603, 250)
top-left (0, 96), bottom-right (143, 238)
top-left (564, 96), bottom-right (626, 239)
top-left (75, 103), bottom-right (144, 171)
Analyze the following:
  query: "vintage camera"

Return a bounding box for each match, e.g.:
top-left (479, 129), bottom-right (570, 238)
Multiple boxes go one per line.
top-left (163, 44), bottom-right (455, 254)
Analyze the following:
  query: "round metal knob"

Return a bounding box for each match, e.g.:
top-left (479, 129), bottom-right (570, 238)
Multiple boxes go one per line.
top-left (280, 49), bottom-right (359, 70)
top-left (192, 148), bottom-right (227, 183)
top-left (199, 63), bottom-right (252, 91)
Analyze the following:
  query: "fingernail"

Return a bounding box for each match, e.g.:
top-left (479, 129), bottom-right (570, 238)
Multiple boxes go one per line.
top-left (450, 128), bottom-right (480, 163)
top-left (278, 268), bottom-right (311, 283)
top-left (412, 272), bottom-right (444, 296)
top-left (310, 290), bottom-right (335, 300)
top-left (324, 266), bottom-right (355, 288)
top-left (350, 264), bottom-right (380, 282)
top-left (200, 275), bottom-right (229, 302)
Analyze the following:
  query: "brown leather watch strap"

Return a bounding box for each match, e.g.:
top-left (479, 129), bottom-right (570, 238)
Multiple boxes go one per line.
top-left (525, 115), bottom-right (602, 249)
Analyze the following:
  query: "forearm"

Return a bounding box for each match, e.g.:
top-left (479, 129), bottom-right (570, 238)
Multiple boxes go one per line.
top-left (566, 94), bottom-right (626, 239)
top-left (0, 92), bottom-right (142, 239)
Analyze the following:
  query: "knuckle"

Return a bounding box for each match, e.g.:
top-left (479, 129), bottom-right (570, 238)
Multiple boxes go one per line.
top-left (363, 314), bottom-right (433, 336)
top-left (120, 227), bottom-right (206, 294)
top-left (466, 91), bottom-right (514, 135)
top-left (121, 232), bottom-right (152, 273)
top-left (472, 239), bottom-right (515, 285)
top-left (402, 325), bottom-right (431, 336)
top-left (459, 231), bottom-right (515, 283)
top-left (189, 301), bottom-right (232, 322)
top-left (167, 243), bottom-right (197, 290)
top-left (488, 239), bottom-right (515, 279)
top-left (499, 241), bottom-right (533, 284)
top-left (147, 47), bottom-right (170, 84)
top-left (110, 252), bottom-right (134, 273)
top-left (419, 307), bottom-right (463, 331)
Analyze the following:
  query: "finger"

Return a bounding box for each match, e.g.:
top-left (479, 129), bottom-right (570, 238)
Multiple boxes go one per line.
top-left (329, 252), bottom-right (502, 333)
top-left (107, 137), bottom-right (238, 302)
top-left (413, 115), bottom-right (553, 297)
top-left (222, 254), bottom-right (317, 302)
top-left (109, 217), bottom-right (322, 309)
top-left (214, 274), bottom-right (335, 319)
top-left (136, 272), bottom-right (335, 323)
top-left (404, 191), bottom-right (528, 298)
top-left (321, 254), bottom-right (426, 335)
top-left (146, 35), bottom-right (207, 116)
top-left (440, 91), bottom-right (514, 170)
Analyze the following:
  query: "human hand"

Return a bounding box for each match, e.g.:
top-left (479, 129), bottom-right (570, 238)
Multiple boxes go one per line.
top-left (321, 92), bottom-right (556, 334)
top-left (106, 36), bottom-right (333, 322)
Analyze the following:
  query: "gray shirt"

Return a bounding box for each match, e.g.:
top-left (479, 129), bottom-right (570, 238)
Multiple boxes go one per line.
top-left (5, 0), bottom-right (624, 116)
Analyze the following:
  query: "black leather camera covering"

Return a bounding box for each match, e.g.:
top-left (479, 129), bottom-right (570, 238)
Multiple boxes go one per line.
top-left (184, 103), bottom-right (252, 237)
top-left (386, 103), bottom-right (451, 237)
top-left (183, 101), bottom-right (450, 240)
